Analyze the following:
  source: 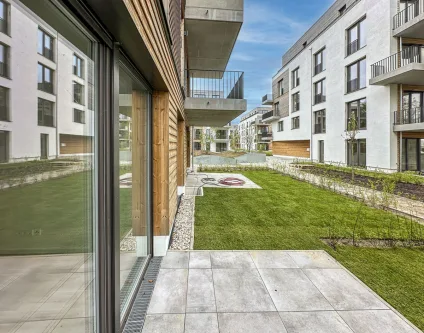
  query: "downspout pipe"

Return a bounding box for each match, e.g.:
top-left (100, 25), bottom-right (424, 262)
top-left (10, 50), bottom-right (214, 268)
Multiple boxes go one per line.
top-left (310, 47), bottom-right (313, 162)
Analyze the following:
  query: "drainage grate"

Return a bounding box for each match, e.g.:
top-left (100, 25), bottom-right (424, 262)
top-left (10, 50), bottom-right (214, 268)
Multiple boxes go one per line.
top-left (122, 257), bottom-right (162, 333)
top-left (120, 257), bottom-right (147, 312)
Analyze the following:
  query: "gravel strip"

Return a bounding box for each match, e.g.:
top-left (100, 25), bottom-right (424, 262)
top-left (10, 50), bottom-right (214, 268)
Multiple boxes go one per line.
top-left (120, 230), bottom-right (136, 252)
top-left (169, 196), bottom-right (195, 250)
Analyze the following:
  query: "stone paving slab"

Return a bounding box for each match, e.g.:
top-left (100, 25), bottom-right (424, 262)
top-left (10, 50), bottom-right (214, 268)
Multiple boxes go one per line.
top-left (142, 250), bottom-right (422, 333)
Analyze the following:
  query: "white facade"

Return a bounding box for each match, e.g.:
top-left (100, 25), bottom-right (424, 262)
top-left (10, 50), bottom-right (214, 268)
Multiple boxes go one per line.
top-left (0, 0), bottom-right (94, 162)
top-left (193, 124), bottom-right (233, 152)
top-left (270, 0), bottom-right (405, 170)
top-left (238, 107), bottom-right (272, 151)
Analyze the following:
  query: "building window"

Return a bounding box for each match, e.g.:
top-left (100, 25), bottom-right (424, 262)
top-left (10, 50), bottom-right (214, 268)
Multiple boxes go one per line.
top-left (292, 92), bottom-right (300, 112)
top-left (38, 98), bottom-right (54, 127)
top-left (314, 110), bottom-right (326, 134)
top-left (347, 98), bottom-right (367, 130)
top-left (347, 58), bottom-right (366, 93)
top-left (0, 43), bottom-right (9, 78)
top-left (216, 142), bottom-right (227, 152)
top-left (216, 130), bottom-right (227, 139)
top-left (347, 139), bottom-right (366, 167)
top-left (0, 130), bottom-right (8, 162)
top-left (278, 120), bottom-right (284, 132)
top-left (292, 68), bottom-right (300, 88)
top-left (0, 86), bottom-right (8, 121)
top-left (194, 142), bottom-right (201, 150)
top-left (314, 79), bottom-right (326, 104)
top-left (73, 109), bottom-right (85, 124)
top-left (291, 116), bottom-right (300, 129)
top-left (347, 18), bottom-right (366, 56)
top-left (73, 54), bottom-right (84, 78)
top-left (0, 1), bottom-right (9, 35)
top-left (37, 28), bottom-right (54, 61)
top-left (73, 81), bottom-right (84, 105)
top-left (314, 49), bottom-right (325, 75)
top-left (38, 63), bottom-right (54, 94)
top-left (278, 79), bottom-right (284, 96)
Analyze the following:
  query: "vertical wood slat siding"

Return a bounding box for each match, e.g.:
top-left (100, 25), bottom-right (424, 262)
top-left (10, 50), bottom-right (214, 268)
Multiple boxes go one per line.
top-left (125, 0), bottom-right (186, 236)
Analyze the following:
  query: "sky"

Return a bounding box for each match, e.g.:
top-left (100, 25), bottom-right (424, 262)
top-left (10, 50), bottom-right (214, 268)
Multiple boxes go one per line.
top-left (227, 0), bottom-right (335, 124)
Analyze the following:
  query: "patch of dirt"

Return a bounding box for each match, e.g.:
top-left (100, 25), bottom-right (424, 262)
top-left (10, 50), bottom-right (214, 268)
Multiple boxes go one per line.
top-left (305, 167), bottom-right (424, 202)
top-left (321, 237), bottom-right (424, 249)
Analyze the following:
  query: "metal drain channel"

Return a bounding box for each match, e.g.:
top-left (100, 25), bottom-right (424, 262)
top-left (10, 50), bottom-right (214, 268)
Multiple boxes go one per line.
top-left (122, 257), bottom-right (162, 333)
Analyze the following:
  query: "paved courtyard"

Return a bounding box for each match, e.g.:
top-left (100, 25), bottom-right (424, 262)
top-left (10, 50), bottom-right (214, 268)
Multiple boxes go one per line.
top-left (143, 250), bottom-right (422, 333)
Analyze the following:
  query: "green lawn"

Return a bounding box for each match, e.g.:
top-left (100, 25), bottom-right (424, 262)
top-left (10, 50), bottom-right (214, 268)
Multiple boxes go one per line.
top-left (194, 171), bottom-right (424, 330)
top-left (0, 172), bottom-right (132, 255)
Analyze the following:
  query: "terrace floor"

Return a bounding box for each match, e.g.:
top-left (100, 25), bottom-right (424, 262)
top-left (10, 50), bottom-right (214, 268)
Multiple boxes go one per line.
top-left (142, 250), bottom-right (421, 333)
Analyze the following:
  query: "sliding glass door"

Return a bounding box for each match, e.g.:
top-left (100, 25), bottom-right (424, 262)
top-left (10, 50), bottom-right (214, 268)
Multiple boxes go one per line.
top-left (118, 57), bottom-right (152, 321)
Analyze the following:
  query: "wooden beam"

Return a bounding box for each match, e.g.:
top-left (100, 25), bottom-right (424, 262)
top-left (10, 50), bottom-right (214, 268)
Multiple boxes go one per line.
top-left (132, 90), bottom-right (147, 236)
top-left (153, 91), bottom-right (170, 236)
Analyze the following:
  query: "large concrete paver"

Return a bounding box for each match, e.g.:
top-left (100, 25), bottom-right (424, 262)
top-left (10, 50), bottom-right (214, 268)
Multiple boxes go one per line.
top-left (142, 250), bottom-right (422, 333)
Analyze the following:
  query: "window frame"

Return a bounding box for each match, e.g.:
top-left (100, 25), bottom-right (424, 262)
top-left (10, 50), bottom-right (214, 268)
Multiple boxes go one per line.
top-left (291, 116), bottom-right (300, 130)
top-left (314, 79), bottom-right (326, 104)
top-left (73, 108), bottom-right (85, 124)
top-left (314, 109), bottom-right (326, 134)
top-left (347, 17), bottom-right (366, 56)
top-left (38, 63), bottom-right (54, 94)
top-left (0, 85), bottom-right (9, 121)
top-left (73, 53), bottom-right (84, 78)
top-left (38, 28), bottom-right (54, 61)
top-left (346, 58), bottom-right (366, 93)
top-left (278, 79), bottom-right (284, 96)
top-left (314, 48), bottom-right (325, 75)
top-left (37, 98), bottom-right (55, 127)
top-left (346, 98), bottom-right (367, 130)
top-left (0, 42), bottom-right (9, 78)
top-left (0, 0), bottom-right (9, 36)
top-left (292, 67), bottom-right (300, 88)
top-left (347, 138), bottom-right (367, 167)
top-left (292, 92), bottom-right (300, 112)
top-left (73, 81), bottom-right (85, 105)
top-left (277, 120), bottom-right (284, 132)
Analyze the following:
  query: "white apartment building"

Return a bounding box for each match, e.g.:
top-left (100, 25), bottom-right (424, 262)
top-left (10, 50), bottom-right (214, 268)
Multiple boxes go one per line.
top-left (238, 106), bottom-right (272, 151)
top-left (265, 0), bottom-right (424, 172)
top-left (0, 0), bottom-right (94, 162)
top-left (193, 124), bottom-right (233, 153)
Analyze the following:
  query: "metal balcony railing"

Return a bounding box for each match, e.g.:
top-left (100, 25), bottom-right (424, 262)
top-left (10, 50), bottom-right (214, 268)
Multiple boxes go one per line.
top-left (185, 69), bottom-right (244, 99)
top-left (314, 94), bottom-right (326, 104)
top-left (371, 46), bottom-right (424, 79)
top-left (262, 93), bottom-right (273, 103)
top-left (394, 107), bottom-right (424, 125)
top-left (262, 110), bottom-right (275, 120)
top-left (393, 0), bottom-right (423, 30)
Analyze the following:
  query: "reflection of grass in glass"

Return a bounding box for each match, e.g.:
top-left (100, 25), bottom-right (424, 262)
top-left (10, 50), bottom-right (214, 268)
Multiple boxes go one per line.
top-left (0, 172), bottom-right (132, 255)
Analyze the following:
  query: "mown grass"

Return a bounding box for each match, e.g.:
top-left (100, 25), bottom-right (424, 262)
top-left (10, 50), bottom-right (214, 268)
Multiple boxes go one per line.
top-left (0, 172), bottom-right (132, 255)
top-left (194, 171), bottom-right (424, 330)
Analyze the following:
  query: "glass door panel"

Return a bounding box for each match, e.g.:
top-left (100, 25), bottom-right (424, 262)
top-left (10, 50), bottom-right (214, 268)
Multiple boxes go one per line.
top-left (407, 139), bottom-right (418, 171)
top-left (119, 61), bottom-right (151, 319)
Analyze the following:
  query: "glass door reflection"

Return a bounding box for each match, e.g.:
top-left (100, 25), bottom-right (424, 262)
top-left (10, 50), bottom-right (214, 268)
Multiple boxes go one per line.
top-left (118, 60), bottom-right (151, 318)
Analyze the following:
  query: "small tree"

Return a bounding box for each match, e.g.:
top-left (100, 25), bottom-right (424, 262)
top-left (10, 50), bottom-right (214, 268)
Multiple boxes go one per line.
top-left (199, 128), bottom-right (215, 154)
top-left (229, 128), bottom-right (240, 151)
top-left (245, 129), bottom-right (255, 152)
top-left (344, 110), bottom-right (359, 180)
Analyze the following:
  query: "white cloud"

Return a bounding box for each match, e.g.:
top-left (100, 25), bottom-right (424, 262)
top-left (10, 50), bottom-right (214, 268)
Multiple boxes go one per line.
top-left (231, 53), bottom-right (255, 61)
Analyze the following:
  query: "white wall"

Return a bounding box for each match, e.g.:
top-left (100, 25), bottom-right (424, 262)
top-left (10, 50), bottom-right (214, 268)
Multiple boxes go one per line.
top-left (271, 0), bottom-right (400, 170)
top-left (0, 1), bottom-right (94, 161)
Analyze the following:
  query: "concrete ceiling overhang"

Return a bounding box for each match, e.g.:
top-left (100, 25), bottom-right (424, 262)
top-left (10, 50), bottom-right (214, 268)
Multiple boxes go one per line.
top-left (369, 63), bottom-right (424, 86)
top-left (185, 97), bottom-right (247, 127)
top-left (185, 0), bottom-right (243, 74)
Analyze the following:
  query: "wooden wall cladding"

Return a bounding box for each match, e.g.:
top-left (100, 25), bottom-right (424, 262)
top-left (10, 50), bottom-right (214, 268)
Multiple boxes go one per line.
top-left (272, 140), bottom-right (311, 158)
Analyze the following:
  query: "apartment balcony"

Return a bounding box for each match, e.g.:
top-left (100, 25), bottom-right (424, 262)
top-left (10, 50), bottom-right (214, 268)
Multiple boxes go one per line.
top-left (394, 107), bottom-right (424, 132)
top-left (393, 0), bottom-right (424, 38)
top-left (185, 0), bottom-right (243, 72)
top-left (262, 110), bottom-right (279, 123)
top-left (262, 93), bottom-right (273, 105)
top-left (370, 46), bottom-right (424, 85)
top-left (185, 69), bottom-right (247, 126)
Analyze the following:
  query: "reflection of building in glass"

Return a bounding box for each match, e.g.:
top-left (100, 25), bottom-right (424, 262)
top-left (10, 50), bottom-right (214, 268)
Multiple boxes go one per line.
top-left (0, 4), bottom-right (94, 162)
top-left (119, 114), bottom-right (132, 150)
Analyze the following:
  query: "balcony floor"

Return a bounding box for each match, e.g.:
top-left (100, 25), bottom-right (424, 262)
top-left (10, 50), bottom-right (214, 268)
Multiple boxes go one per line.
top-left (142, 250), bottom-right (419, 333)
